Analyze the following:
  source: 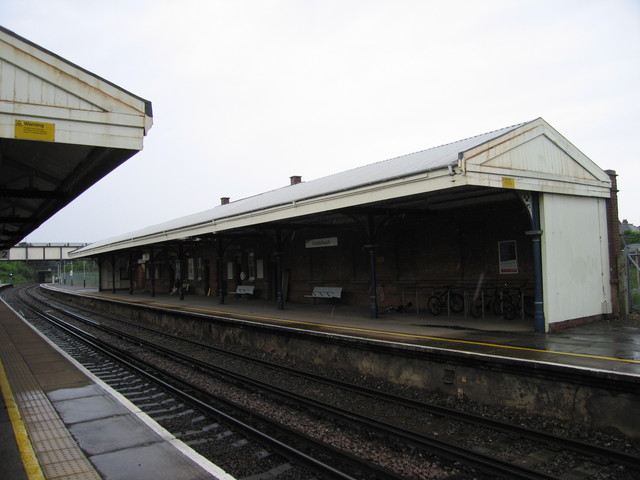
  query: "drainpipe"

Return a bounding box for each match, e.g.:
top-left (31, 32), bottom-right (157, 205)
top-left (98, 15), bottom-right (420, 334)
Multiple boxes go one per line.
top-left (525, 192), bottom-right (545, 332)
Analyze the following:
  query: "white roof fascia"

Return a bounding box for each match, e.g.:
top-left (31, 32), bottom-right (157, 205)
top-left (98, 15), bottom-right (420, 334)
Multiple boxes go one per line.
top-left (70, 170), bottom-right (464, 257)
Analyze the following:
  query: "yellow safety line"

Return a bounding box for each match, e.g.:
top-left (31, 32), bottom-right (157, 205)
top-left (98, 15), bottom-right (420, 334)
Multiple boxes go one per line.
top-left (220, 314), bottom-right (640, 365)
top-left (88, 293), bottom-right (640, 366)
top-left (0, 360), bottom-right (45, 480)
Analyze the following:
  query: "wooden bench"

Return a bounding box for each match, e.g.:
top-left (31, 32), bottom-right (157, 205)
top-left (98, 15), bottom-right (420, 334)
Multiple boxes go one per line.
top-left (305, 286), bottom-right (342, 303)
top-left (231, 285), bottom-right (255, 298)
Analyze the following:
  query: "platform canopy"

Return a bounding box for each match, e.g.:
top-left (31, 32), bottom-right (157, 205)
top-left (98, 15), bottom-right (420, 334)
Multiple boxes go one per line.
top-left (71, 117), bottom-right (610, 258)
top-left (0, 26), bottom-right (153, 250)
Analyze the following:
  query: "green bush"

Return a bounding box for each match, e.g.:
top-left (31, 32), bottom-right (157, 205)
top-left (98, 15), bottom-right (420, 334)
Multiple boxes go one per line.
top-left (622, 230), bottom-right (640, 246)
top-left (0, 262), bottom-right (35, 285)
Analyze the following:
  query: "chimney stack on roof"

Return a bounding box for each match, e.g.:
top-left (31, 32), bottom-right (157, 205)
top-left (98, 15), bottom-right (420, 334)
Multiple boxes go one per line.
top-left (290, 176), bottom-right (302, 185)
top-left (220, 197), bottom-right (230, 205)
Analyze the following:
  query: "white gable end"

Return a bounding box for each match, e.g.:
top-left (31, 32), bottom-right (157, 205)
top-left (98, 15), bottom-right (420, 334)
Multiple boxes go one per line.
top-left (1, 58), bottom-right (102, 112)
top-left (481, 135), bottom-right (600, 181)
top-left (461, 118), bottom-right (610, 197)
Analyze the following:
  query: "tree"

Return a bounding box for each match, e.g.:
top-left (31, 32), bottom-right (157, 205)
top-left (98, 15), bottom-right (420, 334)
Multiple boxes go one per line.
top-left (622, 230), bottom-right (640, 246)
top-left (0, 262), bottom-right (35, 285)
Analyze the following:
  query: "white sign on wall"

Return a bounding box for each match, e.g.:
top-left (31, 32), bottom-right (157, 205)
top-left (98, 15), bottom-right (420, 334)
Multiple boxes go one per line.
top-left (498, 240), bottom-right (518, 274)
top-left (305, 237), bottom-right (338, 249)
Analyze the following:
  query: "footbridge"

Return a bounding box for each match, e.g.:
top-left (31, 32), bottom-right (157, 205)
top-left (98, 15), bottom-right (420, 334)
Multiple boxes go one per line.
top-left (1, 243), bottom-right (88, 261)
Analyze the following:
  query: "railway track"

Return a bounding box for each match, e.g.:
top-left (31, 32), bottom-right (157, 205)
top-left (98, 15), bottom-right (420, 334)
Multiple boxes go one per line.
top-left (5, 284), bottom-right (640, 479)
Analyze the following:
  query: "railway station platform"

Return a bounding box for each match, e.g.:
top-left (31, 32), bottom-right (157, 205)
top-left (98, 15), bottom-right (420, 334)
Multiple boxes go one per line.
top-left (2, 283), bottom-right (640, 479)
top-left (0, 296), bottom-right (232, 480)
top-left (51, 284), bottom-right (640, 377)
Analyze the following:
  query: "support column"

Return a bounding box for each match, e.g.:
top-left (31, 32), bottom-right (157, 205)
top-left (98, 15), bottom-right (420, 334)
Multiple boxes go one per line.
top-left (217, 237), bottom-right (226, 305)
top-left (275, 229), bottom-right (284, 310)
top-left (129, 253), bottom-right (134, 295)
top-left (178, 246), bottom-right (184, 301)
top-left (111, 255), bottom-right (116, 294)
top-left (275, 252), bottom-right (284, 310)
top-left (366, 213), bottom-right (378, 319)
top-left (150, 249), bottom-right (156, 298)
top-left (97, 258), bottom-right (103, 292)
top-left (366, 244), bottom-right (379, 319)
top-left (525, 192), bottom-right (545, 332)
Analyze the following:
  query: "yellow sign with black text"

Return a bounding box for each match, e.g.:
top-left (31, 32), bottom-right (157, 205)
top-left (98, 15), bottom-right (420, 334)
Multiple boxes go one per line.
top-left (14, 120), bottom-right (55, 142)
top-left (501, 177), bottom-right (515, 189)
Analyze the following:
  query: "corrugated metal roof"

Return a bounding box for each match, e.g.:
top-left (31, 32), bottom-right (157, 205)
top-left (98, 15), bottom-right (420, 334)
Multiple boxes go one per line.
top-left (75, 120), bottom-right (531, 254)
top-left (218, 120), bottom-right (529, 218)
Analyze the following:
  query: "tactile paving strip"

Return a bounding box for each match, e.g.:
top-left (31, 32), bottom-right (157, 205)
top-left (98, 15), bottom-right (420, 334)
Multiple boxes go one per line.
top-left (0, 309), bottom-right (101, 480)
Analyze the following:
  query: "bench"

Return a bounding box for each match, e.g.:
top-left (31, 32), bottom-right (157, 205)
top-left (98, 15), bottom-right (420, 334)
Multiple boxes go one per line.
top-left (305, 286), bottom-right (342, 303)
top-left (170, 283), bottom-right (190, 295)
top-left (231, 285), bottom-right (255, 298)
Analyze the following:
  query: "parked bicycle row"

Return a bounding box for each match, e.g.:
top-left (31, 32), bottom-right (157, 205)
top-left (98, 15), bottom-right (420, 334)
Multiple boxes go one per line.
top-left (393, 282), bottom-right (535, 320)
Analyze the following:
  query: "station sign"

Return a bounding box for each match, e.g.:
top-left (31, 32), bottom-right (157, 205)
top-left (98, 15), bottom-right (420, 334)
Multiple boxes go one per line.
top-left (305, 237), bottom-right (338, 249)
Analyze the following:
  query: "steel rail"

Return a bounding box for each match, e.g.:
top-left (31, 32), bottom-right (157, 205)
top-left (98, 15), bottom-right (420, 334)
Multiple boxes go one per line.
top-left (24, 291), bottom-right (567, 479)
top-left (14, 287), bottom-right (399, 480)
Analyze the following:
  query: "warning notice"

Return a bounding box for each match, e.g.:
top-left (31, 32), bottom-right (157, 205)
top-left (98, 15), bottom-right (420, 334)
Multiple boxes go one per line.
top-left (14, 120), bottom-right (55, 142)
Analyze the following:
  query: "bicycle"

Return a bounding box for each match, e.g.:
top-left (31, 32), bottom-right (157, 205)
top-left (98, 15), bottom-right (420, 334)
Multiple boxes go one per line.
top-left (500, 284), bottom-right (535, 320)
top-left (427, 286), bottom-right (464, 315)
top-left (470, 284), bottom-right (504, 318)
top-left (382, 302), bottom-right (413, 314)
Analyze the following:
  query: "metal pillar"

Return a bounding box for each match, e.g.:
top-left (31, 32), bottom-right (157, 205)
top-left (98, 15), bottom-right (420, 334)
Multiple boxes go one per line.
top-left (150, 249), bottom-right (156, 298)
top-left (366, 213), bottom-right (378, 319)
top-left (217, 237), bottom-right (226, 305)
top-left (525, 192), bottom-right (545, 332)
top-left (178, 246), bottom-right (184, 301)
top-left (97, 258), bottom-right (102, 292)
top-left (129, 253), bottom-right (134, 295)
top-left (275, 229), bottom-right (284, 310)
top-left (111, 255), bottom-right (116, 294)
top-left (366, 244), bottom-right (379, 319)
top-left (275, 252), bottom-right (284, 310)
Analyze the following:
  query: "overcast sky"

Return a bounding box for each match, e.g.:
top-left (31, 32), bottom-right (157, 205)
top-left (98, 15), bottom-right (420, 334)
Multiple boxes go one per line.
top-left (3, 0), bottom-right (640, 243)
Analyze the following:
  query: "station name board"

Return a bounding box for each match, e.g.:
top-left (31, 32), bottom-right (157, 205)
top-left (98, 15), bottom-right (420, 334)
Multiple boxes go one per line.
top-left (305, 237), bottom-right (338, 249)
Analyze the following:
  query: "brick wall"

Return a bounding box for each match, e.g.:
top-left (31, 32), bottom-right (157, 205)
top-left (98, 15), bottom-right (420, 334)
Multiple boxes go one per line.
top-left (605, 169), bottom-right (622, 316)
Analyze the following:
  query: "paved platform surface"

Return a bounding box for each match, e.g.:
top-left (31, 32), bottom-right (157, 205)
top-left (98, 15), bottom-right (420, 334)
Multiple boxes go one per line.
top-left (59, 285), bottom-right (640, 377)
top-left (0, 296), bottom-right (231, 480)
